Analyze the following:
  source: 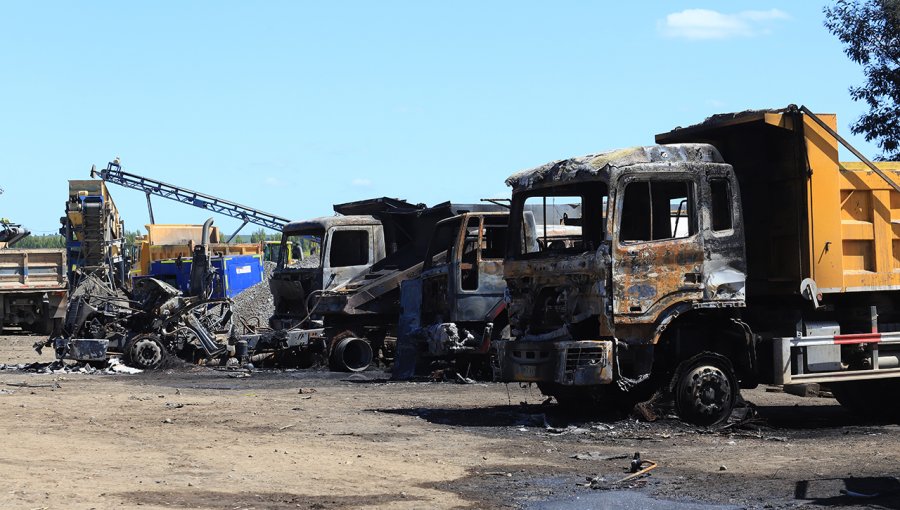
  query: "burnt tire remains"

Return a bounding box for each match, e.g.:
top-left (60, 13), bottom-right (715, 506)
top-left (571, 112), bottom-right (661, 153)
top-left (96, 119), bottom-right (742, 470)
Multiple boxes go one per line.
top-left (673, 353), bottom-right (739, 426)
top-left (123, 334), bottom-right (167, 370)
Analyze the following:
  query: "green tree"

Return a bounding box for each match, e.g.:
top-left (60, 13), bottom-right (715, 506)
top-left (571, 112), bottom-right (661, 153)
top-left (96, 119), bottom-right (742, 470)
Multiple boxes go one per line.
top-left (250, 228), bottom-right (268, 243)
top-left (825, 0), bottom-right (900, 160)
top-left (10, 234), bottom-right (65, 249)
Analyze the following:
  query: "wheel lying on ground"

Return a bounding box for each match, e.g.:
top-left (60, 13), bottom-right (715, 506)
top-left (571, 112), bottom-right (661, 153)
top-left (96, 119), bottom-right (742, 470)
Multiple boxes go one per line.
top-left (830, 379), bottom-right (900, 422)
top-left (328, 331), bottom-right (373, 372)
top-left (673, 353), bottom-right (739, 426)
top-left (123, 334), bottom-right (167, 370)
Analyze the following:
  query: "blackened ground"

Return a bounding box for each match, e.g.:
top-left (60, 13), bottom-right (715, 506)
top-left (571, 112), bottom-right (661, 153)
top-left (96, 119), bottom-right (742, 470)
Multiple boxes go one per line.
top-left (0, 333), bottom-right (897, 510)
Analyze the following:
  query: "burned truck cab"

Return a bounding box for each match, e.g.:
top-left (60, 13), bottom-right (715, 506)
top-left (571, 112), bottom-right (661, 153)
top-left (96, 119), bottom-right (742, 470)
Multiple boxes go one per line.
top-left (393, 212), bottom-right (511, 377)
top-left (495, 145), bottom-right (746, 401)
top-left (269, 216), bottom-right (385, 330)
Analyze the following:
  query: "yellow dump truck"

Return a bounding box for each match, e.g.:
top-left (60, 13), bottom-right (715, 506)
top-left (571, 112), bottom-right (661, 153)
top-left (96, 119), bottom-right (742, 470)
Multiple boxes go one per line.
top-left (131, 223), bottom-right (264, 298)
top-left (494, 105), bottom-right (900, 424)
top-left (132, 224), bottom-right (261, 277)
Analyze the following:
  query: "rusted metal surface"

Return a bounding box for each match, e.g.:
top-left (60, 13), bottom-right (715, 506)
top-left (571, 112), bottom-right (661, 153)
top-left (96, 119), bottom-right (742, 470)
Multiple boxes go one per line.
top-left (495, 339), bottom-right (613, 385)
top-left (505, 144), bottom-right (722, 191)
top-left (497, 142), bottom-right (748, 391)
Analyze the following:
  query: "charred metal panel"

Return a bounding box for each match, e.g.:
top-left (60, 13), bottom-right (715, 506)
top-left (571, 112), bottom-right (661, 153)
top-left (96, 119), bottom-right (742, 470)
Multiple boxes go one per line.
top-left (495, 339), bottom-right (613, 385)
top-left (58, 338), bottom-right (109, 361)
top-left (393, 278), bottom-right (423, 379)
top-left (323, 225), bottom-right (379, 289)
top-left (506, 144), bottom-right (723, 192)
top-left (504, 249), bottom-right (610, 339)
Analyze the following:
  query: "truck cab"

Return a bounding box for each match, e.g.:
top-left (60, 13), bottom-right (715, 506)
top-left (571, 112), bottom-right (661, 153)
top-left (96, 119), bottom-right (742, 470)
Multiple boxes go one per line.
top-left (496, 145), bottom-right (745, 410)
top-left (393, 212), bottom-right (511, 377)
top-left (269, 216), bottom-right (385, 330)
top-left (268, 197), bottom-right (424, 331)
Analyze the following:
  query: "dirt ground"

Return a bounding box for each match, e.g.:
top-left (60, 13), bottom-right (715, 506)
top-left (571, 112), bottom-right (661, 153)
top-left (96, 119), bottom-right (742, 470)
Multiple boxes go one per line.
top-left (1, 334), bottom-right (899, 510)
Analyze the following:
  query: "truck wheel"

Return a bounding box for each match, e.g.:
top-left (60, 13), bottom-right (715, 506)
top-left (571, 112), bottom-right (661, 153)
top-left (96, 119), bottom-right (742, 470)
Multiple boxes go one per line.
top-left (831, 380), bottom-right (900, 422)
top-left (673, 353), bottom-right (739, 426)
top-left (123, 334), bottom-right (167, 370)
top-left (328, 331), bottom-right (373, 372)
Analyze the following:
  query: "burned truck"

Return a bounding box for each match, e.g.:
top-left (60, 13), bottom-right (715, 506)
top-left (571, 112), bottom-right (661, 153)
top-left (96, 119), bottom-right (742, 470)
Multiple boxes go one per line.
top-left (265, 198), bottom-right (461, 370)
top-left (312, 202), bottom-right (471, 371)
top-left (394, 209), bottom-right (551, 379)
top-left (269, 197), bottom-right (427, 331)
top-left (42, 219), bottom-right (235, 369)
top-left (495, 105), bottom-right (900, 425)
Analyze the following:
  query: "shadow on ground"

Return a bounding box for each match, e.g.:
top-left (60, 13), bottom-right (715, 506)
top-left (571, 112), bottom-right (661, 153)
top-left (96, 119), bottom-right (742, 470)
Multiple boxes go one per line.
top-left (794, 477), bottom-right (900, 509)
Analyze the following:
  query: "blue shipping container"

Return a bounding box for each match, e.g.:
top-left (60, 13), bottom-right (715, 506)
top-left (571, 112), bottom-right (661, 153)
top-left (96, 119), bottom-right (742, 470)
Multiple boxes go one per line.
top-left (140, 254), bottom-right (263, 298)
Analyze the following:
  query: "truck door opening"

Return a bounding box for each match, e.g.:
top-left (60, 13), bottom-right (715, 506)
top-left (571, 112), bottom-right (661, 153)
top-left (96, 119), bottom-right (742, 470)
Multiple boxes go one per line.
top-left (620, 180), bottom-right (696, 243)
top-left (329, 230), bottom-right (369, 268)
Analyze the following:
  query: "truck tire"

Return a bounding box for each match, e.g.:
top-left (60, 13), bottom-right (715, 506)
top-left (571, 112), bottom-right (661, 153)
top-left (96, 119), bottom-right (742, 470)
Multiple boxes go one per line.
top-left (830, 379), bottom-right (900, 422)
top-left (123, 334), bottom-right (167, 370)
top-left (673, 353), bottom-right (739, 426)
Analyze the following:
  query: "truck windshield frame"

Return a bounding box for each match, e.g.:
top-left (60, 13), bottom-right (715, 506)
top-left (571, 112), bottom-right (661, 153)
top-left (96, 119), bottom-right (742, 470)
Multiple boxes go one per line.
top-left (277, 229), bottom-right (323, 269)
top-left (423, 217), bottom-right (463, 270)
top-left (508, 181), bottom-right (609, 259)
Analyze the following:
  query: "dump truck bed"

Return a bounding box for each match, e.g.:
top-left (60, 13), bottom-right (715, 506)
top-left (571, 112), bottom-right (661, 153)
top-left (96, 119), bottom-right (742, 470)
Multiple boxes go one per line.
top-left (0, 249), bottom-right (67, 292)
top-left (657, 107), bottom-right (900, 296)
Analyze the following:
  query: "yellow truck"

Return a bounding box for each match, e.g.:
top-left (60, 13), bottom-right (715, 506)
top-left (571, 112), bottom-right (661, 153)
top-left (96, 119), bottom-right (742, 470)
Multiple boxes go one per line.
top-left (131, 223), bottom-right (264, 298)
top-left (494, 105), bottom-right (900, 424)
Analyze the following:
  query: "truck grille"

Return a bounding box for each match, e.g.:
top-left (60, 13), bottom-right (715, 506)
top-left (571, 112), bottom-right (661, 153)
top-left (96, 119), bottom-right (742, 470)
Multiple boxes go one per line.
top-left (565, 347), bottom-right (606, 372)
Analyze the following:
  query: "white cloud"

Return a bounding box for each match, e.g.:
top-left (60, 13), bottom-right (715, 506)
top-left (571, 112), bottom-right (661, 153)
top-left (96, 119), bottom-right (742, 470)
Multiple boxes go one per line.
top-left (351, 178), bottom-right (372, 187)
top-left (263, 176), bottom-right (284, 187)
top-left (658, 8), bottom-right (790, 40)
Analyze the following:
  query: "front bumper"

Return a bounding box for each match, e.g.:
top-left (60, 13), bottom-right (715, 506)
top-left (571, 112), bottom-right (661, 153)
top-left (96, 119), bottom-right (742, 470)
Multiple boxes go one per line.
top-left (54, 338), bottom-right (110, 361)
top-left (494, 339), bottom-right (613, 385)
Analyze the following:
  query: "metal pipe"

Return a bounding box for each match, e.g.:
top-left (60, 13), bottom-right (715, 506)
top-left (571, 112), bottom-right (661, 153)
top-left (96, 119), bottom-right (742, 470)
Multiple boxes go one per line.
top-left (145, 192), bottom-right (155, 224)
top-left (200, 217), bottom-right (214, 249)
top-left (226, 217), bottom-right (250, 243)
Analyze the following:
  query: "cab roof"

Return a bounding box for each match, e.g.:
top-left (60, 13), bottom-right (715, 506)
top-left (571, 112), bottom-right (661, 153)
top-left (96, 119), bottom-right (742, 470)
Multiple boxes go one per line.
top-left (283, 215), bottom-right (380, 233)
top-left (505, 143), bottom-right (724, 191)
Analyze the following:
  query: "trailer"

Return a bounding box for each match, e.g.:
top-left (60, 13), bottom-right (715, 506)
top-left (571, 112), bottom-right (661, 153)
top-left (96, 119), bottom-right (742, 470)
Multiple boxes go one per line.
top-left (0, 249), bottom-right (67, 334)
top-left (494, 105), bottom-right (900, 424)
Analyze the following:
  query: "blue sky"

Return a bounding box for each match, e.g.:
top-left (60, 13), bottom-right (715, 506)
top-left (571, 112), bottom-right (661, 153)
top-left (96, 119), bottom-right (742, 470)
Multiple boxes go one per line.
top-left (0, 2), bottom-right (878, 235)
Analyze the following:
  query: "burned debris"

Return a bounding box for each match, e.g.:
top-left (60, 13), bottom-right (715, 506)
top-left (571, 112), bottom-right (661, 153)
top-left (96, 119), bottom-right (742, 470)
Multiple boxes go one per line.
top-left (39, 220), bottom-right (237, 369)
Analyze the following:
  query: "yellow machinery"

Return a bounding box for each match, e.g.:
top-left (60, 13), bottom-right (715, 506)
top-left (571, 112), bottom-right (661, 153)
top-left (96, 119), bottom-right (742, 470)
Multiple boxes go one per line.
top-left (132, 224), bottom-right (262, 277)
top-left (62, 180), bottom-right (127, 287)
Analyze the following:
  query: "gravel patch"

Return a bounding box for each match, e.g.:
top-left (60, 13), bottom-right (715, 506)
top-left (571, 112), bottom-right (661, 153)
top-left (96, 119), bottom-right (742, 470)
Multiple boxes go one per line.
top-left (232, 261), bottom-right (277, 328)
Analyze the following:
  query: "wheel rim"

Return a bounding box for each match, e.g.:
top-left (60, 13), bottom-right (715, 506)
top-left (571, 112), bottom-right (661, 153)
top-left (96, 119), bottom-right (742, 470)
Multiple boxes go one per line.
top-left (133, 338), bottom-right (163, 368)
top-left (681, 365), bottom-right (732, 420)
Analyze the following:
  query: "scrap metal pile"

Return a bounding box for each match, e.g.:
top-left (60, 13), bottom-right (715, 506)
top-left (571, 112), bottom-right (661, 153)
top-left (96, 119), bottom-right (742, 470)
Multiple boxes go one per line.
top-left (37, 270), bottom-right (236, 370)
top-left (35, 216), bottom-right (240, 369)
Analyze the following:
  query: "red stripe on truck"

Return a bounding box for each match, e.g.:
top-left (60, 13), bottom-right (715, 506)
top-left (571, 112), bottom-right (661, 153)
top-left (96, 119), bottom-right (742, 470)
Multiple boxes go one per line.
top-left (833, 333), bottom-right (882, 344)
